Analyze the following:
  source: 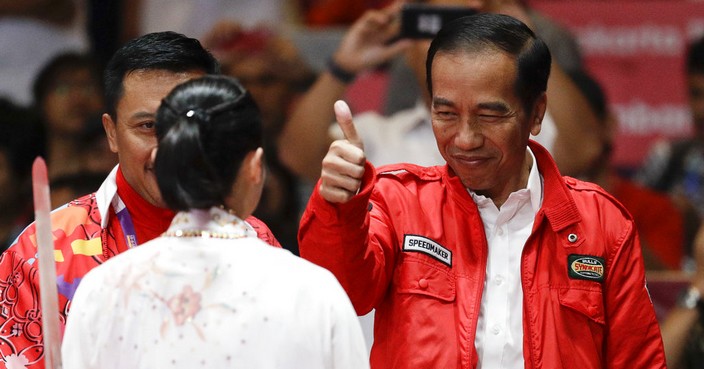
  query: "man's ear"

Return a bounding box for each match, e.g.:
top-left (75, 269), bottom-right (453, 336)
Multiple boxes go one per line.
top-left (249, 147), bottom-right (265, 185)
top-left (102, 113), bottom-right (119, 153)
top-left (530, 92), bottom-right (547, 137)
top-left (150, 147), bottom-right (158, 166)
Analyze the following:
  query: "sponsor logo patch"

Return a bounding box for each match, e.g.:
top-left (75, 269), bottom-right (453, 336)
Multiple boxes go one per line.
top-left (403, 234), bottom-right (452, 266)
top-left (568, 254), bottom-right (605, 282)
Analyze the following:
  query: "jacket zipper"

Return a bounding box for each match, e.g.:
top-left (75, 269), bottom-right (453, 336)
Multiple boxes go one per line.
top-left (521, 211), bottom-right (543, 369)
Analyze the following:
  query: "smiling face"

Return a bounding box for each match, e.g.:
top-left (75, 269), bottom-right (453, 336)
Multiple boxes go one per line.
top-left (103, 69), bottom-right (205, 207)
top-left (430, 50), bottom-right (545, 206)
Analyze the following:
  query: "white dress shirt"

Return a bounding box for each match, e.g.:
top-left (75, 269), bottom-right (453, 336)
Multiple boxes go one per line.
top-left (62, 207), bottom-right (369, 369)
top-left (471, 149), bottom-right (543, 369)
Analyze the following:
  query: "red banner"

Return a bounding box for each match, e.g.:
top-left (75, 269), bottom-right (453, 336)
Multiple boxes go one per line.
top-left (531, 0), bottom-right (704, 168)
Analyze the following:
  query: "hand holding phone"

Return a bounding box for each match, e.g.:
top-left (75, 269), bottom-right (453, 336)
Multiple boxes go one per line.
top-left (400, 4), bottom-right (478, 39)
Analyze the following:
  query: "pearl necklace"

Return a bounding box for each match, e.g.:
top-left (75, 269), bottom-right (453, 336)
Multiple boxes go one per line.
top-left (161, 229), bottom-right (246, 240)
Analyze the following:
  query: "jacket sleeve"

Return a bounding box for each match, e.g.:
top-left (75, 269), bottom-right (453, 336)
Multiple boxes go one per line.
top-left (298, 162), bottom-right (399, 315)
top-left (603, 221), bottom-right (667, 368)
top-left (0, 226), bottom-right (51, 369)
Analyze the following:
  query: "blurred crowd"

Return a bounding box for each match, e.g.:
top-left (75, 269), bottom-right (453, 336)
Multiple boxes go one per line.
top-left (1, 0), bottom-right (704, 367)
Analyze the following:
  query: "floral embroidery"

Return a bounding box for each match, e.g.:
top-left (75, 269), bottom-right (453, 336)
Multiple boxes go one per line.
top-left (167, 285), bottom-right (201, 326)
top-left (3, 353), bottom-right (30, 369)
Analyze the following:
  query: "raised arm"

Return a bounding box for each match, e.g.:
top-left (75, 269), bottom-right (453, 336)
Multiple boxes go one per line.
top-left (545, 63), bottom-right (602, 176)
top-left (277, 4), bottom-right (410, 182)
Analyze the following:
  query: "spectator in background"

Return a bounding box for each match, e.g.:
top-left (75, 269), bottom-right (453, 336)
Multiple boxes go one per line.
top-left (636, 35), bottom-right (704, 267)
top-left (0, 98), bottom-right (44, 252)
top-left (32, 52), bottom-right (105, 179)
top-left (660, 224), bottom-right (704, 368)
top-left (572, 70), bottom-right (686, 270)
top-left (0, 0), bottom-right (88, 106)
top-left (203, 23), bottom-right (316, 142)
top-left (202, 22), bottom-right (317, 253)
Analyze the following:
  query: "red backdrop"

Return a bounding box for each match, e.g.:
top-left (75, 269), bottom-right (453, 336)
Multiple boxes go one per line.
top-left (530, 0), bottom-right (704, 169)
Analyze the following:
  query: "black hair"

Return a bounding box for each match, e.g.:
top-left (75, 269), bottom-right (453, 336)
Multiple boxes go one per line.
top-left (103, 31), bottom-right (220, 118)
top-left (426, 13), bottom-right (551, 112)
top-left (687, 35), bottom-right (704, 76)
top-left (154, 75), bottom-right (262, 211)
top-left (32, 52), bottom-right (102, 107)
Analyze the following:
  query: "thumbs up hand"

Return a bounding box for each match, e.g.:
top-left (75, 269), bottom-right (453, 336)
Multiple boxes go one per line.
top-left (319, 100), bottom-right (367, 203)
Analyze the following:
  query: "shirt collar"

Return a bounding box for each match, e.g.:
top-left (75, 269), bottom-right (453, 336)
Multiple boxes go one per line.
top-left (469, 147), bottom-right (543, 212)
top-left (167, 207), bottom-right (258, 238)
top-left (96, 165), bottom-right (119, 228)
top-left (526, 147), bottom-right (544, 213)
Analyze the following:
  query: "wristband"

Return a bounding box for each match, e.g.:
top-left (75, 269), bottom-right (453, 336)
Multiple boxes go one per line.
top-left (327, 57), bottom-right (356, 84)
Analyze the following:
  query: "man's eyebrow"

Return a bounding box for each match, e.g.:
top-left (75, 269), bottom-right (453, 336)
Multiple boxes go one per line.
top-left (431, 97), bottom-right (454, 108)
top-left (477, 101), bottom-right (510, 113)
top-left (130, 111), bottom-right (155, 120)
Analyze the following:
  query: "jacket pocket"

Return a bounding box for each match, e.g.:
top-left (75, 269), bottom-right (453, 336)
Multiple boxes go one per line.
top-left (557, 286), bottom-right (605, 325)
top-left (394, 256), bottom-right (455, 302)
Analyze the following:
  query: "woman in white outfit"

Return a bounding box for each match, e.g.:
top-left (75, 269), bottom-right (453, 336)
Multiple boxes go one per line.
top-left (61, 75), bottom-right (369, 369)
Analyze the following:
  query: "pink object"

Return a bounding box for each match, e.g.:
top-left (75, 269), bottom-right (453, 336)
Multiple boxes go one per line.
top-left (32, 157), bottom-right (63, 369)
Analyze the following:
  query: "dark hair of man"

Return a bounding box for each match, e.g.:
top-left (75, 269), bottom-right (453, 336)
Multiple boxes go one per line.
top-left (32, 52), bottom-right (102, 107)
top-left (103, 31), bottom-right (220, 119)
top-left (154, 75), bottom-right (262, 211)
top-left (687, 35), bottom-right (704, 76)
top-left (426, 13), bottom-right (551, 112)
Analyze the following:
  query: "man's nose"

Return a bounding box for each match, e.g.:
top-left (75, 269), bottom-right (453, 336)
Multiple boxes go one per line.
top-left (454, 118), bottom-right (484, 150)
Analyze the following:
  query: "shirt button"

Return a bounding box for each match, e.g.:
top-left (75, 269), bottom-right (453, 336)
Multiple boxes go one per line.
top-left (418, 278), bottom-right (429, 289)
top-left (491, 325), bottom-right (501, 335)
top-left (494, 275), bottom-right (504, 285)
top-left (497, 228), bottom-right (504, 236)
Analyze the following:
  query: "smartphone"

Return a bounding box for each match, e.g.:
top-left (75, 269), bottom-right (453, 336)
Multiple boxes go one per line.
top-left (400, 4), bottom-right (478, 39)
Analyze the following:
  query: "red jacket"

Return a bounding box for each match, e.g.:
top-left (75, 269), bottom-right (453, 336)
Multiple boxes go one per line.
top-left (299, 142), bottom-right (666, 369)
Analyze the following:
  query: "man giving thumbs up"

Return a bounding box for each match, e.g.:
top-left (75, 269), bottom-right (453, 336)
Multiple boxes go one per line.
top-left (298, 12), bottom-right (665, 369)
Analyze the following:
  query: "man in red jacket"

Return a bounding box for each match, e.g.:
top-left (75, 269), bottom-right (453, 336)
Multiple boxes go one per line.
top-left (0, 32), bottom-right (280, 369)
top-left (299, 13), bottom-right (666, 368)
